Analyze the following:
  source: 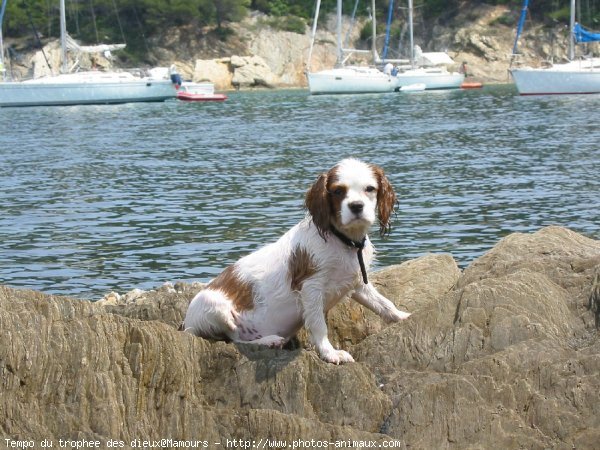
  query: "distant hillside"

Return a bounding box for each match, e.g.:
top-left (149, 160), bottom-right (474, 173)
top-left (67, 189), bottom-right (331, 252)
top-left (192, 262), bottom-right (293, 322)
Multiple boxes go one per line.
top-left (2, 0), bottom-right (597, 64)
top-left (2, 2), bottom-right (599, 88)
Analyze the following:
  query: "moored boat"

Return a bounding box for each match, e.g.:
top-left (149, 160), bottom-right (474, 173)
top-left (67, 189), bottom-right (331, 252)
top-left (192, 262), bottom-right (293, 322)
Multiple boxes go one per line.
top-left (176, 82), bottom-right (227, 102)
top-left (509, 0), bottom-right (600, 95)
top-left (385, 1), bottom-right (464, 91)
top-left (394, 66), bottom-right (464, 91)
top-left (1, 71), bottom-right (175, 107)
top-left (0, 0), bottom-right (176, 107)
top-left (306, 0), bottom-right (395, 95)
top-left (399, 82), bottom-right (426, 92)
top-left (307, 67), bottom-right (395, 95)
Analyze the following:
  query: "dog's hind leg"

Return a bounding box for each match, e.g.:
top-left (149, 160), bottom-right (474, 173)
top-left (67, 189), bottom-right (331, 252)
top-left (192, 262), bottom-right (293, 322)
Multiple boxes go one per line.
top-left (183, 289), bottom-right (237, 339)
top-left (239, 335), bottom-right (287, 348)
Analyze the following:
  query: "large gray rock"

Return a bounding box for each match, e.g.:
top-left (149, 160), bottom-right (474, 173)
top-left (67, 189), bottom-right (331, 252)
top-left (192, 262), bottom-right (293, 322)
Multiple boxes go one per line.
top-left (1, 226), bottom-right (599, 449)
top-left (230, 55), bottom-right (277, 89)
top-left (193, 58), bottom-right (233, 90)
top-left (354, 226), bottom-right (600, 449)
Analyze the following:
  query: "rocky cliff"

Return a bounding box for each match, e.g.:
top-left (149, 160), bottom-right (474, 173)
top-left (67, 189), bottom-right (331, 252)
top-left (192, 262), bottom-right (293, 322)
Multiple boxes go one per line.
top-left (147, 4), bottom-right (600, 89)
top-left (1, 226), bottom-right (599, 449)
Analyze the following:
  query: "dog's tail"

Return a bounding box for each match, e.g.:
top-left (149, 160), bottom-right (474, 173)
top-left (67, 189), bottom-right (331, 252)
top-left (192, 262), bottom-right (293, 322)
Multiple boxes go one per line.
top-left (182, 290), bottom-right (237, 340)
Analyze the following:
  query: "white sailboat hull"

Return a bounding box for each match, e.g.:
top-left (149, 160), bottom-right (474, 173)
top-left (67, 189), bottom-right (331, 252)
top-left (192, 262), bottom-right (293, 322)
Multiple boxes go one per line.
top-left (307, 67), bottom-right (395, 95)
top-left (0, 71), bottom-right (175, 107)
top-left (394, 68), bottom-right (464, 90)
top-left (510, 59), bottom-right (600, 95)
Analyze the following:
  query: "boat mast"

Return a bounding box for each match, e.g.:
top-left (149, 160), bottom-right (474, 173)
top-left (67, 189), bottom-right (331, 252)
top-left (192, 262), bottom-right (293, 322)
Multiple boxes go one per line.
top-left (336, 0), bottom-right (342, 65)
top-left (569, 0), bottom-right (576, 60)
top-left (408, 0), bottom-right (414, 68)
top-left (381, 0), bottom-right (394, 61)
top-left (371, 0), bottom-right (377, 62)
top-left (511, 0), bottom-right (529, 56)
top-left (307, 0), bottom-right (322, 72)
top-left (60, 0), bottom-right (68, 73)
top-left (0, 0), bottom-right (7, 80)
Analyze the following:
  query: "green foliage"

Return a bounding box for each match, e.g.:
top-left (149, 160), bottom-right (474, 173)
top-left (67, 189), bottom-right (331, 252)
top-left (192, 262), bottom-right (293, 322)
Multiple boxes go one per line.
top-left (549, 6), bottom-right (571, 22)
top-left (268, 0), bottom-right (289, 16)
top-left (420, 0), bottom-right (461, 19)
top-left (214, 0), bottom-right (250, 28)
top-left (2, 0), bottom-right (248, 39)
top-left (266, 14), bottom-right (307, 33)
top-left (4, 1), bottom-right (52, 36)
top-left (490, 11), bottom-right (515, 27)
top-left (359, 20), bottom-right (388, 42)
top-left (2, 0), bottom-right (596, 61)
top-left (359, 20), bottom-right (372, 42)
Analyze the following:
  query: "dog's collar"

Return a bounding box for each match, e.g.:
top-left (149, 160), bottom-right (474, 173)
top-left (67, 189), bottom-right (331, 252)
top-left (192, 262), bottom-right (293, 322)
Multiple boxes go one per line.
top-left (330, 227), bottom-right (369, 284)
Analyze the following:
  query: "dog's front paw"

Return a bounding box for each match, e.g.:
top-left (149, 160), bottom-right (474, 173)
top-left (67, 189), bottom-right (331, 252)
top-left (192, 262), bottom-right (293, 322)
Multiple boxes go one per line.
top-left (319, 348), bottom-right (355, 365)
top-left (385, 308), bottom-right (411, 323)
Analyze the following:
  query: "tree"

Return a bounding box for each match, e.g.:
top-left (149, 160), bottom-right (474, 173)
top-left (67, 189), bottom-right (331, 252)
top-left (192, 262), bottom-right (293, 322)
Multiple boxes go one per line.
top-left (213, 0), bottom-right (250, 29)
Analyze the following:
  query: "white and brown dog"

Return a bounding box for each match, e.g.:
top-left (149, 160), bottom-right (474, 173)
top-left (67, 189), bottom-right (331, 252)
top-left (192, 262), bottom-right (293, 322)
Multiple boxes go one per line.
top-left (183, 158), bottom-right (410, 364)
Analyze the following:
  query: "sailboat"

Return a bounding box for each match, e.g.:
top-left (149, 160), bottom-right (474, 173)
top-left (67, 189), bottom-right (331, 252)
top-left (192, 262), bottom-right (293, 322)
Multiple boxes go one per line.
top-left (387, 0), bottom-right (464, 90)
top-left (510, 0), bottom-right (600, 95)
top-left (0, 0), bottom-right (176, 107)
top-left (306, 0), bottom-right (396, 95)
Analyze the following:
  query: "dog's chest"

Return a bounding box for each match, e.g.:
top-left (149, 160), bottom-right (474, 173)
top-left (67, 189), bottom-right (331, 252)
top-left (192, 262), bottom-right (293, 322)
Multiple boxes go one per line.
top-left (319, 253), bottom-right (363, 311)
top-left (326, 241), bottom-right (372, 280)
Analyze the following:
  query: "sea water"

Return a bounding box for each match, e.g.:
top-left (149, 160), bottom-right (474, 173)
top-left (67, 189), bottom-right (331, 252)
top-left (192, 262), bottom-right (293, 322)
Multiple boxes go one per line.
top-left (0, 85), bottom-right (598, 298)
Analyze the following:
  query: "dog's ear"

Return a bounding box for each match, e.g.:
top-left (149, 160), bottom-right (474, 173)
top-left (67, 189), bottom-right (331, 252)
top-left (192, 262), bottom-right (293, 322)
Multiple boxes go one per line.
top-left (372, 164), bottom-right (397, 236)
top-left (305, 172), bottom-right (331, 239)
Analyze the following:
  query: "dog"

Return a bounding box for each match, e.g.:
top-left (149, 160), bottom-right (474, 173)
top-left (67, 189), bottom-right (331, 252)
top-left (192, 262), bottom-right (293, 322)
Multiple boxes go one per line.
top-left (183, 158), bottom-right (410, 364)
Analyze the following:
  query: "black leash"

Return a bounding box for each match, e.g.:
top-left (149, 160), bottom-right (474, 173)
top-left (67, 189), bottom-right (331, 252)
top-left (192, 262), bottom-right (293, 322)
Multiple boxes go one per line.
top-left (330, 227), bottom-right (369, 284)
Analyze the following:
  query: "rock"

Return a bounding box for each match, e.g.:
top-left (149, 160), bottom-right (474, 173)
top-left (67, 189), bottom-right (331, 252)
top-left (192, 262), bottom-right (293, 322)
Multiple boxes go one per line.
top-left (30, 40), bottom-right (118, 79)
top-left (96, 291), bottom-right (121, 306)
top-left (0, 287), bottom-right (391, 442)
top-left (353, 227), bottom-right (600, 449)
top-left (192, 55), bottom-right (279, 90)
top-left (193, 58), bottom-right (233, 90)
top-left (1, 226), bottom-right (599, 448)
top-left (248, 27), bottom-right (310, 86)
top-left (99, 282), bottom-right (204, 329)
top-left (230, 55), bottom-right (277, 89)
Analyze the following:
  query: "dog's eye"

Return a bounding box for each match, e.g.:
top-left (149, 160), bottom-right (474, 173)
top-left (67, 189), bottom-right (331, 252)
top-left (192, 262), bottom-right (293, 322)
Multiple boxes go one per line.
top-left (333, 188), bottom-right (344, 196)
top-left (365, 186), bottom-right (376, 193)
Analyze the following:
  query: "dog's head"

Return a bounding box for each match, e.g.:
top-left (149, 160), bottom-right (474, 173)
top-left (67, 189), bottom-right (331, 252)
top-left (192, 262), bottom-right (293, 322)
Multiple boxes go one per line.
top-left (305, 158), bottom-right (397, 240)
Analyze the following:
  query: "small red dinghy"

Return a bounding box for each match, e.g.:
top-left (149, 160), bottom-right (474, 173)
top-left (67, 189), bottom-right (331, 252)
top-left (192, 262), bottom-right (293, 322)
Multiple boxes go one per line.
top-left (177, 91), bottom-right (228, 102)
top-left (461, 81), bottom-right (483, 89)
top-left (176, 82), bottom-right (227, 102)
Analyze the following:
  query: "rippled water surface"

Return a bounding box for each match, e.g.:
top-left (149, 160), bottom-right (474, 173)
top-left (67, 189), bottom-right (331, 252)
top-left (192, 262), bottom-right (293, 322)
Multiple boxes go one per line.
top-left (1, 85), bottom-right (598, 298)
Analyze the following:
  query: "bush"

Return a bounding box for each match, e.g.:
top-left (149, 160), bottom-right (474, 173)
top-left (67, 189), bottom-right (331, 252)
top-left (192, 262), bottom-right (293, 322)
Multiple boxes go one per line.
top-left (267, 15), bottom-right (307, 34)
top-left (549, 7), bottom-right (571, 23)
top-left (490, 12), bottom-right (516, 27)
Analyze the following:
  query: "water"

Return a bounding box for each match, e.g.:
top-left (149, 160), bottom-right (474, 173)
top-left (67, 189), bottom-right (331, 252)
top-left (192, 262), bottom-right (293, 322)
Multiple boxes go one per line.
top-left (1, 85), bottom-right (598, 299)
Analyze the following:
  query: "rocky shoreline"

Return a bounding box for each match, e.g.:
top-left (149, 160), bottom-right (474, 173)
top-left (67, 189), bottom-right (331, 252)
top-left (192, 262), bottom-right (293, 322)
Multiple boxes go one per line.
top-left (1, 226), bottom-right (599, 448)
top-left (4, 5), bottom-right (592, 91)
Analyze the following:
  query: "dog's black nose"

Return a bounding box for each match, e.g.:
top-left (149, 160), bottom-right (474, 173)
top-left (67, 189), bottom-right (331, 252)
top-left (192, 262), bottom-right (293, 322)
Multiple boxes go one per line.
top-left (349, 201), bottom-right (364, 215)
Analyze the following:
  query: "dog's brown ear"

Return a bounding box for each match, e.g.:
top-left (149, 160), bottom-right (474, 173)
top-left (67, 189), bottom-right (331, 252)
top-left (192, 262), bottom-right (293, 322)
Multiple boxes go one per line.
top-left (305, 172), bottom-right (331, 239)
top-left (372, 165), bottom-right (397, 236)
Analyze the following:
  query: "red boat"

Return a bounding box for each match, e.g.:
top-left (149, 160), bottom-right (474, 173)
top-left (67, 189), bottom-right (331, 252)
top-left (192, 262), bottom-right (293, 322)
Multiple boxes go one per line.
top-left (176, 83), bottom-right (227, 102)
top-left (461, 81), bottom-right (483, 89)
top-left (177, 91), bottom-right (228, 102)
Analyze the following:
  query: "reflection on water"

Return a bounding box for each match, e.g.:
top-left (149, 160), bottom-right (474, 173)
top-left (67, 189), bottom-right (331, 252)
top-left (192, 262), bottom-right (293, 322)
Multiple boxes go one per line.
top-left (0, 86), bottom-right (598, 298)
